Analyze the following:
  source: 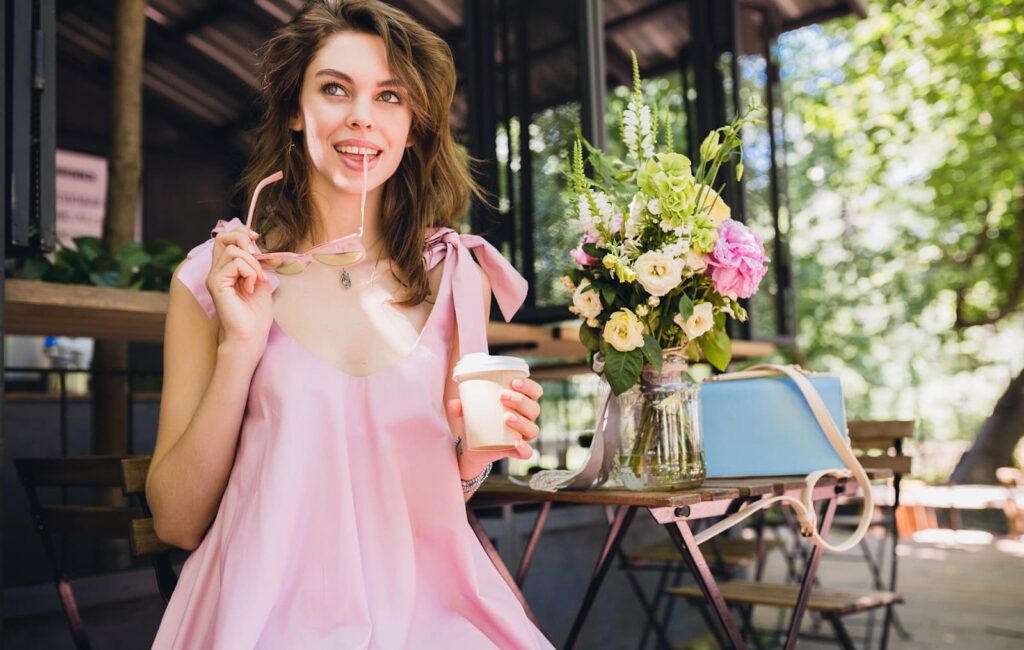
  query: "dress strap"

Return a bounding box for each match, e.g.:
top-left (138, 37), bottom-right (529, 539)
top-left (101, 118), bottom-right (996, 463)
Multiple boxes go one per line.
top-left (423, 228), bottom-right (528, 358)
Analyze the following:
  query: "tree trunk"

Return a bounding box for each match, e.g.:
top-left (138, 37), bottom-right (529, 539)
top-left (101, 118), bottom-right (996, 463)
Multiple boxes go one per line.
top-left (92, 0), bottom-right (146, 570)
top-left (91, 0), bottom-right (145, 454)
top-left (950, 366), bottom-right (1024, 485)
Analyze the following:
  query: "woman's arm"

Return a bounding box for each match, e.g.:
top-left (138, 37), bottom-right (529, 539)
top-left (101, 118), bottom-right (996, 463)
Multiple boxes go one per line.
top-left (144, 268), bottom-right (260, 550)
top-left (443, 261), bottom-right (542, 503)
top-left (146, 225), bottom-right (271, 551)
top-left (442, 262), bottom-right (491, 502)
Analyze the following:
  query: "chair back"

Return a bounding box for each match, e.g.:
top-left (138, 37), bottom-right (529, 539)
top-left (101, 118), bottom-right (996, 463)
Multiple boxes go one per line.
top-left (14, 454), bottom-right (178, 603)
top-left (847, 420), bottom-right (914, 477)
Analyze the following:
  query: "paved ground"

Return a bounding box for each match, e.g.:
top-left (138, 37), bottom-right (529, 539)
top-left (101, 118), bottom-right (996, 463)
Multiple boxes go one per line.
top-left (5, 525), bottom-right (1024, 648)
top-left (770, 531), bottom-right (1024, 650)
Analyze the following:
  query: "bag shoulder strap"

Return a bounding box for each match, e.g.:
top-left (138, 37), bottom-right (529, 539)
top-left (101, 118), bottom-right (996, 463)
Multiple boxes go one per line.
top-left (694, 364), bottom-right (874, 553)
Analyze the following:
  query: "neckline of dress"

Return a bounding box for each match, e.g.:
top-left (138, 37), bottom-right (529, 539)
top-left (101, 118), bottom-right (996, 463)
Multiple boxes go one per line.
top-left (267, 241), bottom-right (455, 380)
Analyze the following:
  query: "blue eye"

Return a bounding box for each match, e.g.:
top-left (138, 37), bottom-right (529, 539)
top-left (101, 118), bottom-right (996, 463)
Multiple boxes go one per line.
top-left (379, 90), bottom-right (401, 104)
top-left (321, 82), bottom-right (345, 96)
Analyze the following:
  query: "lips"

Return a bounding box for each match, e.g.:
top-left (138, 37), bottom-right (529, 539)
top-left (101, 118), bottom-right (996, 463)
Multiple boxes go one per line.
top-left (336, 148), bottom-right (382, 172)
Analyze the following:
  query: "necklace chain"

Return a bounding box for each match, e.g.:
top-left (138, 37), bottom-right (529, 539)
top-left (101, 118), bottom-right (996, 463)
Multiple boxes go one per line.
top-left (341, 246), bottom-right (384, 289)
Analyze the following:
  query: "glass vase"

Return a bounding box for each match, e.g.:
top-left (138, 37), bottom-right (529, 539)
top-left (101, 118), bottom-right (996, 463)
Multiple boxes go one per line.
top-left (615, 352), bottom-right (705, 491)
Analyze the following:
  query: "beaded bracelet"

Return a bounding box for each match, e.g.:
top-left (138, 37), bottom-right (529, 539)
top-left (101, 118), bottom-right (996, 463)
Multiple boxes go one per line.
top-left (454, 436), bottom-right (493, 493)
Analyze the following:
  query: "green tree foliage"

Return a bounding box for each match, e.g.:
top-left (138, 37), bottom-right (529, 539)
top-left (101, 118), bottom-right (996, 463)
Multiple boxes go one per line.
top-left (779, 0), bottom-right (1023, 479)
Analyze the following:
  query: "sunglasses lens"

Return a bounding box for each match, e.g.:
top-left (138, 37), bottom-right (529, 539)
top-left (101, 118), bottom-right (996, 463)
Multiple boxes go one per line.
top-left (313, 250), bottom-right (364, 266)
top-left (259, 256), bottom-right (306, 275)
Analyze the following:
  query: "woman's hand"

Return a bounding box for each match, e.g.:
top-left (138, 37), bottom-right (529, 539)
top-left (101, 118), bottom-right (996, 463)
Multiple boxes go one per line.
top-left (446, 376), bottom-right (544, 470)
top-left (207, 223), bottom-right (274, 358)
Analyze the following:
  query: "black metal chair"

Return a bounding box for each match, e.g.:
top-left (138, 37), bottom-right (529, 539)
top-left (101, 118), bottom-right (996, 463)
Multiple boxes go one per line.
top-left (14, 454), bottom-right (179, 650)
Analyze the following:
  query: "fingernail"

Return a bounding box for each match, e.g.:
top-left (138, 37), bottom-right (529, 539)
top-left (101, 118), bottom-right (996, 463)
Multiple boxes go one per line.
top-left (500, 390), bottom-right (513, 401)
top-left (505, 412), bottom-right (517, 423)
top-left (512, 378), bottom-right (524, 389)
top-left (250, 229), bottom-right (259, 237)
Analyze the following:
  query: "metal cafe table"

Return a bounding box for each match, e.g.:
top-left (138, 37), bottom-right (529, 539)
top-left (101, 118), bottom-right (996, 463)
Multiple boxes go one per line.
top-left (467, 470), bottom-right (891, 649)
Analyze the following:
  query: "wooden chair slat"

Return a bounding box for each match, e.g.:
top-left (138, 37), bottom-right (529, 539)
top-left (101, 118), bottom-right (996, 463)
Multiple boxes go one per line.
top-left (851, 437), bottom-right (904, 452)
top-left (858, 455), bottom-right (912, 474)
top-left (130, 519), bottom-right (176, 556)
top-left (121, 456), bottom-right (151, 494)
top-left (847, 420), bottom-right (914, 442)
top-left (40, 505), bottom-right (144, 539)
top-left (667, 581), bottom-right (903, 615)
top-left (14, 456), bottom-right (147, 488)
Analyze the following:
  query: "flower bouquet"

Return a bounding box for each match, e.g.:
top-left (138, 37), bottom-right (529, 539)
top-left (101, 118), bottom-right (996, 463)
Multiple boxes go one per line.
top-left (561, 53), bottom-right (770, 489)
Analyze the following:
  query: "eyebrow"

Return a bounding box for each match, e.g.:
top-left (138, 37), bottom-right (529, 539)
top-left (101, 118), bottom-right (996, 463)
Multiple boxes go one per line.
top-left (313, 68), bottom-right (405, 88)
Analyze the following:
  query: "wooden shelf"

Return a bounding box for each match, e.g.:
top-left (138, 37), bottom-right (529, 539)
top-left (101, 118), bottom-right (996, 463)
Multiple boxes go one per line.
top-left (5, 279), bottom-right (168, 342)
top-left (4, 280), bottom-right (777, 371)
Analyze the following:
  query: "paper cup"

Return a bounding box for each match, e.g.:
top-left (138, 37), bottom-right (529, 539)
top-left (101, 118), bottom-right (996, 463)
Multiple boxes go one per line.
top-left (452, 352), bottom-right (531, 451)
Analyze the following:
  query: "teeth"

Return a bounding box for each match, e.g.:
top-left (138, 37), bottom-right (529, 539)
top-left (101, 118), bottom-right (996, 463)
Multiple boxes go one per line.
top-left (334, 145), bottom-right (380, 155)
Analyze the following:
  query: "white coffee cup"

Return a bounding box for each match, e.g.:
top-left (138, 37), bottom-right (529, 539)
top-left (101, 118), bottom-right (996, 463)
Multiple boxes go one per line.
top-left (452, 352), bottom-right (531, 451)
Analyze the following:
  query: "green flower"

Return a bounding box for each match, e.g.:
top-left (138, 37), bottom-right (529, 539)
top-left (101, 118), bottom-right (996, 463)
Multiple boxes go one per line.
top-left (637, 153), bottom-right (698, 219)
top-left (690, 213), bottom-right (719, 253)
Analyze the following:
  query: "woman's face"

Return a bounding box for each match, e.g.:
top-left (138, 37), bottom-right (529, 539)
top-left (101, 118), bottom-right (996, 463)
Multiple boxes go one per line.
top-left (290, 31), bottom-right (414, 197)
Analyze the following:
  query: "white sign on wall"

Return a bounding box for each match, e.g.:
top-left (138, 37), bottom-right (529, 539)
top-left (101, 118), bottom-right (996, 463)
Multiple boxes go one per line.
top-left (55, 149), bottom-right (106, 247)
top-left (55, 148), bottom-right (143, 248)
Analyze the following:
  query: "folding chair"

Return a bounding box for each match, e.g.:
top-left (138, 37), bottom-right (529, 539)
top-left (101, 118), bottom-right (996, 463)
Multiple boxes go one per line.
top-left (666, 420), bottom-right (912, 649)
top-left (15, 454), bottom-right (179, 650)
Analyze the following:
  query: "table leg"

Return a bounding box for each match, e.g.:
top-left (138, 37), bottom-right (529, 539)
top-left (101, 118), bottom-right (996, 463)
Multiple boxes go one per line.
top-left (782, 492), bottom-right (839, 650)
top-left (516, 502), bottom-right (552, 586)
top-left (466, 508), bottom-right (541, 628)
top-left (663, 518), bottom-right (747, 649)
top-left (564, 505), bottom-right (638, 650)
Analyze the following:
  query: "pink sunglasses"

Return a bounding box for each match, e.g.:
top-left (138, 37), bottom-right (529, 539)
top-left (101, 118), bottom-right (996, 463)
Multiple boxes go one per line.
top-left (246, 155), bottom-right (372, 275)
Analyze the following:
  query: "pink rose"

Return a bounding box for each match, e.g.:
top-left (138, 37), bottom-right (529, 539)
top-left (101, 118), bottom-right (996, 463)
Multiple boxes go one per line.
top-left (707, 219), bottom-right (769, 299)
top-left (571, 233), bottom-right (600, 267)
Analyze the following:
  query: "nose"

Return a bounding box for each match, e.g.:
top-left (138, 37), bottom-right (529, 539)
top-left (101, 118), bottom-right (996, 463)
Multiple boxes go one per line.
top-left (347, 94), bottom-right (375, 131)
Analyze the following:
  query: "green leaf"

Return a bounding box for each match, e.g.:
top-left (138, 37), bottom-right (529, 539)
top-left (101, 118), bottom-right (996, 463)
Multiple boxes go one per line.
top-left (116, 241), bottom-right (150, 268)
top-left (579, 324), bottom-right (600, 351)
top-left (699, 328), bottom-right (732, 372)
top-left (20, 257), bottom-right (51, 280)
top-left (677, 293), bottom-right (694, 319)
top-left (600, 283), bottom-right (617, 307)
top-left (72, 237), bottom-right (106, 262)
top-left (641, 334), bottom-right (663, 371)
top-left (604, 347), bottom-right (644, 396)
top-left (89, 270), bottom-right (120, 287)
top-left (581, 243), bottom-right (603, 258)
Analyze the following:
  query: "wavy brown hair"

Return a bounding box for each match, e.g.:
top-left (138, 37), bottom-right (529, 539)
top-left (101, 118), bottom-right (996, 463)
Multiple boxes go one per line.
top-left (234, 0), bottom-right (486, 306)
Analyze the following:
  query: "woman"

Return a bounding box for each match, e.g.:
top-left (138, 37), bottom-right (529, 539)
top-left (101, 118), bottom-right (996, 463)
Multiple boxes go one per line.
top-left (146, 1), bottom-right (552, 647)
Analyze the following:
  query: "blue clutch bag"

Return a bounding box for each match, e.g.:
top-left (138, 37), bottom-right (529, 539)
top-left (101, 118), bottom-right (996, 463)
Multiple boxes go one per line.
top-left (700, 372), bottom-right (849, 478)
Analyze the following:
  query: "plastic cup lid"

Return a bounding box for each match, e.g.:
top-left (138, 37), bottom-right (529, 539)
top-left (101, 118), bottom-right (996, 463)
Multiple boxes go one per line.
top-left (452, 352), bottom-right (530, 381)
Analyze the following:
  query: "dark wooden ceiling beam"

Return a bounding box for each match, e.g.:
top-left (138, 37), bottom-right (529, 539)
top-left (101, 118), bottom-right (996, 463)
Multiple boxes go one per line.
top-left (56, 41), bottom-right (248, 159)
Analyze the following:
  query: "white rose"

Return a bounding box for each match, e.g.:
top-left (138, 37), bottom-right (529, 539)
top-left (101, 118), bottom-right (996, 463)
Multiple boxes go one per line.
top-left (572, 280), bottom-right (603, 320)
top-left (684, 249), bottom-right (707, 274)
top-left (634, 251), bottom-right (684, 297)
top-left (682, 302), bottom-right (714, 340)
top-left (602, 309), bottom-right (645, 352)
